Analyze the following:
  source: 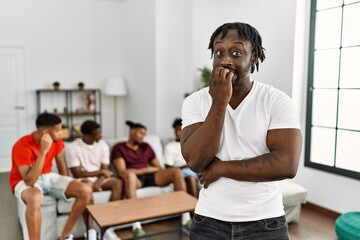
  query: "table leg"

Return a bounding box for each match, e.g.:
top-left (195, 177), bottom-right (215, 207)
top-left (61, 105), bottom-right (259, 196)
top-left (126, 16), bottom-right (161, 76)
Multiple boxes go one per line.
top-left (85, 210), bottom-right (89, 240)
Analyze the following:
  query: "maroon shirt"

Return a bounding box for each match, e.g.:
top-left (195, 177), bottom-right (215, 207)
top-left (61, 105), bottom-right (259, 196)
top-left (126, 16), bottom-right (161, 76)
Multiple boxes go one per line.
top-left (111, 142), bottom-right (156, 169)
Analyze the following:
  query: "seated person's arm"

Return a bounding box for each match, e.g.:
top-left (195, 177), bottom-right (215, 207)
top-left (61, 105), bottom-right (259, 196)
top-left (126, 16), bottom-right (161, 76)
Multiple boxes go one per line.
top-left (113, 157), bottom-right (159, 178)
top-left (70, 166), bottom-right (104, 179)
top-left (99, 163), bottom-right (113, 178)
top-left (55, 150), bottom-right (68, 176)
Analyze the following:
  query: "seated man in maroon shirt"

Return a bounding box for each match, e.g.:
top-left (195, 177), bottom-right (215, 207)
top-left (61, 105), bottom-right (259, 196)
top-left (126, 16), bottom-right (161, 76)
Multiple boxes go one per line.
top-left (111, 120), bottom-right (191, 236)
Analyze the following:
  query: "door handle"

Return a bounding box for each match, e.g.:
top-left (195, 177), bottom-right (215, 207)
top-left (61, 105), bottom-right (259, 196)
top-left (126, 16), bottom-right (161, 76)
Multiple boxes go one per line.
top-left (15, 106), bottom-right (25, 110)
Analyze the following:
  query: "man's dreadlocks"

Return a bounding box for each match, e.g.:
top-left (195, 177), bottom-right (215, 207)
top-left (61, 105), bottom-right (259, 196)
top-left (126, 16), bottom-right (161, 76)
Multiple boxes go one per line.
top-left (208, 22), bottom-right (266, 73)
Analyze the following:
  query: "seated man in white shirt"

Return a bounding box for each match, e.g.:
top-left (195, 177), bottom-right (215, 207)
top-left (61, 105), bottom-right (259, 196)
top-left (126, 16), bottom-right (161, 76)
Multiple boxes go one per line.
top-left (65, 120), bottom-right (123, 240)
top-left (164, 118), bottom-right (199, 198)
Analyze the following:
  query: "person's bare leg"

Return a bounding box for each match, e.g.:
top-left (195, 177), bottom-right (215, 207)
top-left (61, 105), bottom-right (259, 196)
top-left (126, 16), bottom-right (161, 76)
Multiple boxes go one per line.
top-left (21, 187), bottom-right (42, 240)
top-left (101, 178), bottom-right (123, 201)
top-left (123, 172), bottom-right (139, 199)
top-left (154, 168), bottom-right (186, 191)
top-left (59, 180), bottom-right (92, 240)
top-left (186, 176), bottom-right (199, 198)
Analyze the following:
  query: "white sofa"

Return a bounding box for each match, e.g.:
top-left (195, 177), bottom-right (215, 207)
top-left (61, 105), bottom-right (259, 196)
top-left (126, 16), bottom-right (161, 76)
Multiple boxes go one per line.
top-left (17, 135), bottom-right (172, 240)
top-left (16, 134), bottom-right (307, 239)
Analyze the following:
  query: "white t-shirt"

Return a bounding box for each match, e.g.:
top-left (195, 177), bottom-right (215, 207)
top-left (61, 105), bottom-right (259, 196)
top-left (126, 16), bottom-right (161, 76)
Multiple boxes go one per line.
top-left (164, 141), bottom-right (187, 167)
top-left (181, 81), bottom-right (300, 222)
top-left (65, 138), bottom-right (110, 173)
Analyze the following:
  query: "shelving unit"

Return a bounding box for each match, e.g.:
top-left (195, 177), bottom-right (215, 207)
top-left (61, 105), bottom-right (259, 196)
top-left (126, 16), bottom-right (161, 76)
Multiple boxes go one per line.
top-left (36, 88), bottom-right (102, 140)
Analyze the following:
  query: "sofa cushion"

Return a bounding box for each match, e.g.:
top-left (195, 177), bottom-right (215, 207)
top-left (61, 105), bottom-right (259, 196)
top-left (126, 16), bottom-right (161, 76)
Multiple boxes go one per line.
top-left (279, 180), bottom-right (307, 206)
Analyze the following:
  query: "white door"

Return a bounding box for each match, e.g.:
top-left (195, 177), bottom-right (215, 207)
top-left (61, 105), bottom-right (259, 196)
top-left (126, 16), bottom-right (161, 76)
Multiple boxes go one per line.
top-left (0, 46), bottom-right (27, 172)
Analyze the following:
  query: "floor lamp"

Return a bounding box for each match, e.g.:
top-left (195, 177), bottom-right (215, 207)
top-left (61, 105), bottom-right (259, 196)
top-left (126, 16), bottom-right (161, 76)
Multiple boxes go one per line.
top-left (103, 77), bottom-right (127, 138)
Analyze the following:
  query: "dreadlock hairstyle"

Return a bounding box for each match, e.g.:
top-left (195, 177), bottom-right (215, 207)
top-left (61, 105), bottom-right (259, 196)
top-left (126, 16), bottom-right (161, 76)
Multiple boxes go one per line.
top-left (208, 22), bottom-right (266, 73)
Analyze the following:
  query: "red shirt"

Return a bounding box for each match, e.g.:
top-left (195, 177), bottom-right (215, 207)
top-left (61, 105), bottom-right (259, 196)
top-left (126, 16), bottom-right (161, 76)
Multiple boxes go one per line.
top-left (111, 142), bottom-right (156, 169)
top-left (9, 132), bottom-right (64, 193)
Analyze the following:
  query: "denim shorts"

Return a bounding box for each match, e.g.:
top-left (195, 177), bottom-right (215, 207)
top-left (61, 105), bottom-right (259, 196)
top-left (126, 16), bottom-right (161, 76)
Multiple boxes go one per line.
top-left (190, 214), bottom-right (288, 240)
top-left (14, 172), bottom-right (73, 203)
top-left (182, 168), bottom-right (198, 179)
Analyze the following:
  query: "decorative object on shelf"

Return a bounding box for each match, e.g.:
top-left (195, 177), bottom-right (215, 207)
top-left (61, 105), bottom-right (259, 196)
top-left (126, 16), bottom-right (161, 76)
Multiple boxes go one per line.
top-left (86, 93), bottom-right (95, 112)
top-left (53, 81), bottom-right (60, 90)
top-left (73, 123), bottom-right (81, 138)
top-left (61, 124), bottom-right (70, 139)
top-left (36, 89), bottom-right (102, 141)
top-left (103, 76), bottom-right (127, 138)
top-left (53, 108), bottom-right (58, 114)
top-left (78, 82), bottom-right (84, 90)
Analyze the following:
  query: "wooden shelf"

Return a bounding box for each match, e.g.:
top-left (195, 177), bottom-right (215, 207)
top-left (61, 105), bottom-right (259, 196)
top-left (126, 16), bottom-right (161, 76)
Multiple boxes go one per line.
top-left (36, 88), bottom-right (102, 141)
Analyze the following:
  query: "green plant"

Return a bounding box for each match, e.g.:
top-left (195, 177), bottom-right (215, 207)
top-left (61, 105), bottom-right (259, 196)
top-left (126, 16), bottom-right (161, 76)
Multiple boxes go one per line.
top-left (198, 66), bottom-right (211, 87)
top-left (53, 81), bottom-right (60, 89)
top-left (78, 82), bottom-right (84, 89)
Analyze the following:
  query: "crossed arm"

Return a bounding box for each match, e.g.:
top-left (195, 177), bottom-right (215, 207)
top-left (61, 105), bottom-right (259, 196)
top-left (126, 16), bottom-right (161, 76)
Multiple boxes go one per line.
top-left (181, 120), bottom-right (302, 188)
top-left (112, 157), bottom-right (160, 179)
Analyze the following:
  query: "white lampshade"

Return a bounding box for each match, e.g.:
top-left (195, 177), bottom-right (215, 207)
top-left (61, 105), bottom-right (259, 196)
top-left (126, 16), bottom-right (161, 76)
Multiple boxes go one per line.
top-left (103, 77), bottom-right (127, 96)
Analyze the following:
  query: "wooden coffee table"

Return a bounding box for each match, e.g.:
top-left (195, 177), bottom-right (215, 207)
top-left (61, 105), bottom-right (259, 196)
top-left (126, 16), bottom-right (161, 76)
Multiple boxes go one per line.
top-left (86, 191), bottom-right (197, 239)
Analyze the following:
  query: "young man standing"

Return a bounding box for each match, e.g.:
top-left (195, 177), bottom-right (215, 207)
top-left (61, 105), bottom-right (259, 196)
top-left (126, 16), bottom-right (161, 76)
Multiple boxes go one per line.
top-left (111, 120), bottom-right (192, 237)
top-left (181, 22), bottom-right (302, 239)
top-left (9, 113), bottom-right (93, 240)
top-left (65, 120), bottom-right (123, 240)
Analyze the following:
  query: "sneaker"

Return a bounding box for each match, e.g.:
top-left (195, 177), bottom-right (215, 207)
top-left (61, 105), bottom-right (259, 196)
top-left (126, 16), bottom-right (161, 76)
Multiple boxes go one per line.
top-left (132, 227), bottom-right (146, 238)
top-left (104, 227), bottom-right (121, 240)
top-left (183, 219), bottom-right (192, 231)
top-left (63, 234), bottom-right (74, 240)
top-left (84, 229), bottom-right (98, 240)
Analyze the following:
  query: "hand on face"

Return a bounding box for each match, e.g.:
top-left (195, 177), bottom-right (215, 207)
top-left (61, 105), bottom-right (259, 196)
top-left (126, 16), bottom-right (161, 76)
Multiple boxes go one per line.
top-left (40, 133), bottom-right (53, 154)
top-left (208, 67), bottom-right (234, 105)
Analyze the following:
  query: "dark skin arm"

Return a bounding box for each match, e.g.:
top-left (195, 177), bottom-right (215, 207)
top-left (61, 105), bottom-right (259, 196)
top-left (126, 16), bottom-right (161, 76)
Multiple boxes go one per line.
top-left (196, 128), bottom-right (302, 188)
top-left (70, 163), bottom-right (113, 179)
top-left (18, 133), bottom-right (53, 186)
top-left (112, 157), bottom-right (159, 180)
top-left (181, 67), bottom-right (302, 187)
top-left (180, 67), bottom-right (233, 172)
top-left (55, 150), bottom-right (68, 176)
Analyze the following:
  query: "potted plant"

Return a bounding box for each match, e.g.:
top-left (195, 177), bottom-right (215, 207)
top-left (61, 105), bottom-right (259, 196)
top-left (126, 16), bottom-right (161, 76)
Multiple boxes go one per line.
top-left (198, 66), bottom-right (211, 87)
top-left (78, 82), bottom-right (85, 90)
top-left (184, 66), bottom-right (212, 97)
top-left (53, 81), bottom-right (60, 90)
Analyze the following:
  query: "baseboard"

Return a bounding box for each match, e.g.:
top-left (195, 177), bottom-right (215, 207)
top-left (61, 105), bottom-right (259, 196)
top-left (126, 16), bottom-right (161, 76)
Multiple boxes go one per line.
top-left (304, 201), bottom-right (341, 219)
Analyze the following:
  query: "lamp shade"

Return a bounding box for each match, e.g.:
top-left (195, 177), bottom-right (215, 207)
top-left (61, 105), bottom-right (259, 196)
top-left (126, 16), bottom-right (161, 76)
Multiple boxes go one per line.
top-left (103, 77), bottom-right (127, 96)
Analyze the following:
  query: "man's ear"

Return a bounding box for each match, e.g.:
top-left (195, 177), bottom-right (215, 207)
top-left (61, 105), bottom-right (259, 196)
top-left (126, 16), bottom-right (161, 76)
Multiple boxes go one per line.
top-left (251, 53), bottom-right (258, 65)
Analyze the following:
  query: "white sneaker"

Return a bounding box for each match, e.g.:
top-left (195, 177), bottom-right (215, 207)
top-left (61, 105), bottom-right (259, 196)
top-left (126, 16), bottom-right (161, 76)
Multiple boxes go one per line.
top-left (104, 227), bottom-right (121, 240)
top-left (63, 234), bottom-right (74, 240)
top-left (84, 229), bottom-right (98, 240)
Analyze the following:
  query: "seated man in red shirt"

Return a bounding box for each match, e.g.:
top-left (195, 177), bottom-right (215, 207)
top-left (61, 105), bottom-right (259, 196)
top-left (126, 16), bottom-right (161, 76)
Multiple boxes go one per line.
top-left (9, 113), bottom-right (93, 240)
top-left (111, 120), bottom-right (192, 237)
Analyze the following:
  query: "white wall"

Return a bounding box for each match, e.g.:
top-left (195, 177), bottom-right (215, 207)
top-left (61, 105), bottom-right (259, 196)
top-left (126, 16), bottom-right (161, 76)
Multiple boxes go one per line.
top-left (1, 0), bottom-right (358, 213)
top-left (292, 0), bottom-right (360, 214)
top-left (0, 0), bottom-right (123, 138)
top-left (153, 0), bottom-right (297, 138)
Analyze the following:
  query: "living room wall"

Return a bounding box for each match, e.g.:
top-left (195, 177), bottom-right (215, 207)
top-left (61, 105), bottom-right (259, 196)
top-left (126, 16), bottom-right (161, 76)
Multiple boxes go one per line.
top-left (1, 0), bottom-right (358, 217)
